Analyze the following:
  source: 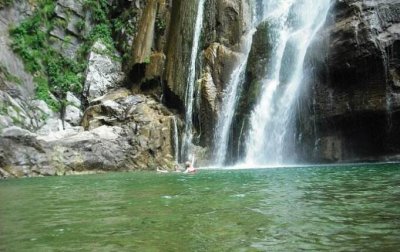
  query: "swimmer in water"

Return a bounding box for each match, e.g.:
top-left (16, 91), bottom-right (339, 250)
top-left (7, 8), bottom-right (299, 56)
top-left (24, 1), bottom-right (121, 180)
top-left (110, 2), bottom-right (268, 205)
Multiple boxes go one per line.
top-left (183, 161), bottom-right (196, 173)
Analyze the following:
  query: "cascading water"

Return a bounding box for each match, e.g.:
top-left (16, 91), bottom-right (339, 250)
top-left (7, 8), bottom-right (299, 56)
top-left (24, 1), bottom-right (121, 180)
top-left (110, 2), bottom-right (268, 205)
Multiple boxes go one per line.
top-left (172, 116), bottom-right (179, 163)
top-left (212, 32), bottom-right (256, 166)
top-left (181, 0), bottom-right (206, 161)
top-left (243, 0), bottom-right (331, 166)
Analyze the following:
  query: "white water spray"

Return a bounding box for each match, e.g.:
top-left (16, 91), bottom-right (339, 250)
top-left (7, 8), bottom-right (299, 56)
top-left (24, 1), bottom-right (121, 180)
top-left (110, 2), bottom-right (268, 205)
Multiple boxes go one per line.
top-left (213, 31), bottom-right (256, 166)
top-left (172, 116), bottom-right (179, 162)
top-left (181, 0), bottom-right (206, 160)
top-left (244, 0), bottom-right (331, 166)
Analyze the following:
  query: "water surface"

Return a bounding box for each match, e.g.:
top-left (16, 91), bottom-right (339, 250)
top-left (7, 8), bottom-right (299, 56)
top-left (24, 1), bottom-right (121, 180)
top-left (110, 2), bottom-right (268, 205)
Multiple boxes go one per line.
top-left (1, 164), bottom-right (399, 251)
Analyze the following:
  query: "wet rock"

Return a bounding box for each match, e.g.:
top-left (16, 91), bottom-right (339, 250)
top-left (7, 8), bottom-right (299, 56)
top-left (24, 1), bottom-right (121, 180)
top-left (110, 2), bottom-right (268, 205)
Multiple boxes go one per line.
top-left (203, 0), bottom-right (252, 48)
top-left (227, 21), bottom-right (271, 160)
top-left (144, 52), bottom-right (166, 81)
top-left (130, 0), bottom-right (158, 65)
top-left (164, 0), bottom-right (204, 106)
top-left (297, 0), bottom-right (400, 162)
top-left (203, 43), bottom-right (241, 92)
top-left (196, 72), bottom-right (218, 147)
top-left (0, 167), bottom-right (10, 179)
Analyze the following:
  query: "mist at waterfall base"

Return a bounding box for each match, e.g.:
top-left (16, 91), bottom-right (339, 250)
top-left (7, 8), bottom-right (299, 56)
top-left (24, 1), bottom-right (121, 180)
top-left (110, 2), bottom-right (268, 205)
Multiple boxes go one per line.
top-left (1, 163), bottom-right (399, 251)
top-left (212, 0), bottom-right (331, 167)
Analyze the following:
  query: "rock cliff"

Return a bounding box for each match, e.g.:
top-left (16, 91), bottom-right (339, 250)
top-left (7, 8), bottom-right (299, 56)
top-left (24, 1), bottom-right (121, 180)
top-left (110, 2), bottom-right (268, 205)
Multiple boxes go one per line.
top-left (297, 0), bottom-right (400, 163)
top-left (0, 0), bottom-right (180, 178)
top-left (0, 0), bottom-right (252, 177)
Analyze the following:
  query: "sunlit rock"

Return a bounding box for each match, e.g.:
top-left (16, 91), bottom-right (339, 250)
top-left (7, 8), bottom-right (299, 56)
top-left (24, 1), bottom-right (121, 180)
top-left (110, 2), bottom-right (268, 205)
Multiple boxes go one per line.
top-left (83, 41), bottom-right (125, 102)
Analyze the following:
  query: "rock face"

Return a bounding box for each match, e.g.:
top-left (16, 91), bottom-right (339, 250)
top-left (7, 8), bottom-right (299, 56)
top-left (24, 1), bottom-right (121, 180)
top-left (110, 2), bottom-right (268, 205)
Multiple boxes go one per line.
top-left (0, 0), bottom-right (184, 178)
top-left (0, 88), bottom-right (178, 178)
top-left (130, 0), bottom-right (158, 65)
top-left (165, 0), bottom-right (251, 103)
top-left (297, 0), bottom-right (400, 162)
top-left (0, 0), bottom-right (35, 98)
top-left (64, 92), bottom-right (82, 126)
top-left (50, 0), bottom-right (93, 59)
top-left (83, 41), bottom-right (125, 102)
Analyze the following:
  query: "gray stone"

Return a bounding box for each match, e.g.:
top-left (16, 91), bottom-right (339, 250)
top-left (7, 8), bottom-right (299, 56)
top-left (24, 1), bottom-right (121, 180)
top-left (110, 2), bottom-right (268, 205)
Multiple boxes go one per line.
top-left (0, 91), bottom-right (36, 130)
top-left (83, 41), bottom-right (125, 102)
top-left (0, 168), bottom-right (11, 179)
top-left (0, 88), bottom-right (178, 178)
top-left (1, 126), bottom-right (35, 138)
top-left (64, 105), bottom-right (82, 126)
top-left (49, 28), bottom-right (81, 59)
top-left (0, 115), bottom-right (12, 129)
top-left (56, 0), bottom-right (85, 17)
top-left (32, 99), bottom-right (54, 118)
top-left (66, 92), bottom-right (81, 107)
top-left (37, 118), bottom-right (64, 135)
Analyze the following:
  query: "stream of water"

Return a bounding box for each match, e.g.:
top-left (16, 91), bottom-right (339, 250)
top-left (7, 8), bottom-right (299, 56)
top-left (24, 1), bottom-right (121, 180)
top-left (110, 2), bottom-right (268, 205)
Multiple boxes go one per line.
top-left (181, 0), bottom-right (206, 161)
top-left (244, 0), bottom-right (331, 166)
top-left (213, 30), bottom-right (255, 166)
top-left (172, 116), bottom-right (179, 163)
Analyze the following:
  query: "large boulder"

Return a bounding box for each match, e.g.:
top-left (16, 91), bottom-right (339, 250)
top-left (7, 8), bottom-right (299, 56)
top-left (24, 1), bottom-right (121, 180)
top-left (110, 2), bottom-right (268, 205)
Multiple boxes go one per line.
top-left (83, 41), bottom-right (125, 102)
top-left (64, 92), bottom-right (82, 126)
top-left (0, 88), bottom-right (179, 178)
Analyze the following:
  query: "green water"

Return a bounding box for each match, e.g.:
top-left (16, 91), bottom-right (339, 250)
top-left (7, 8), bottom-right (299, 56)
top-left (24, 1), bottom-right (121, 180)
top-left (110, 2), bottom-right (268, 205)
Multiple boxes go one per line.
top-left (0, 164), bottom-right (400, 251)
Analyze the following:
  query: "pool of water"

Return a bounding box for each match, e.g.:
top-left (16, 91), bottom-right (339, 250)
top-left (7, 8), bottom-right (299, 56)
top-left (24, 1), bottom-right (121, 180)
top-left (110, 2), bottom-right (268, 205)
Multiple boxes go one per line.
top-left (1, 163), bottom-right (400, 251)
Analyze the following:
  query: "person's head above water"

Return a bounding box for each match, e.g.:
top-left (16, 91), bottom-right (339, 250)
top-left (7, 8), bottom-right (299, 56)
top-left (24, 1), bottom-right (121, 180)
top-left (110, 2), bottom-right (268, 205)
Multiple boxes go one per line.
top-left (185, 161), bottom-right (191, 168)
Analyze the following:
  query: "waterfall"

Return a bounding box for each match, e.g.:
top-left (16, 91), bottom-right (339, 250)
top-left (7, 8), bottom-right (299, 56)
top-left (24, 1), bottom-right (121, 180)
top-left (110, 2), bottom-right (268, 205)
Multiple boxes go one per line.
top-left (172, 116), bottom-right (179, 162)
top-left (243, 0), bottom-right (331, 166)
top-left (212, 1), bottom-right (266, 166)
top-left (181, 0), bottom-right (206, 161)
top-left (212, 31), bottom-right (255, 166)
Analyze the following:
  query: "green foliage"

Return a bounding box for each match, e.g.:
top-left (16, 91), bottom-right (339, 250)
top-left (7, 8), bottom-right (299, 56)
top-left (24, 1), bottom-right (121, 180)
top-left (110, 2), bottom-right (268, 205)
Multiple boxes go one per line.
top-left (9, 0), bottom-right (118, 111)
top-left (77, 23), bottom-right (117, 63)
top-left (155, 17), bottom-right (166, 34)
top-left (10, 16), bottom-right (46, 72)
top-left (83, 0), bottom-right (109, 24)
top-left (75, 19), bottom-right (86, 33)
top-left (0, 0), bottom-right (13, 8)
top-left (9, 0), bottom-right (82, 110)
top-left (34, 76), bottom-right (60, 110)
top-left (0, 101), bottom-right (7, 115)
top-left (53, 18), bottom-right (68, 29)
top-left (45, 53), bottom-right (84, 93)
top-left (78, 0), bottom-right (115, 60)
top-left (112, 12), bottom-right (136, 36)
